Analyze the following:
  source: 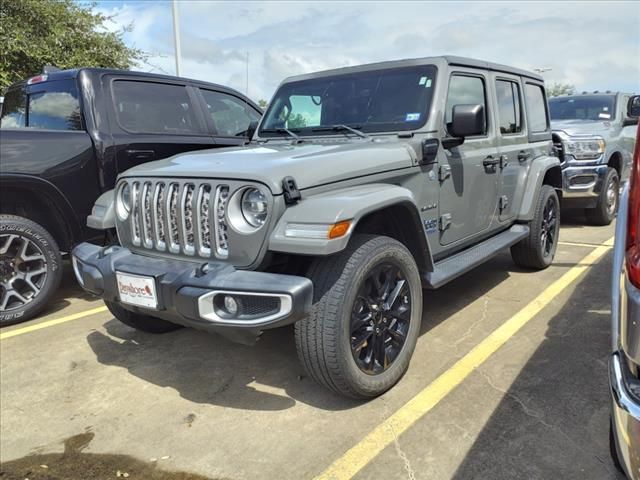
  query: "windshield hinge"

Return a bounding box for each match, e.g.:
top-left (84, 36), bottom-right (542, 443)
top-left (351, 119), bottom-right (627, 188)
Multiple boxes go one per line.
top-left (439, 214), bottom-right (452, 231)
top-left (282, 176), bottom-right (301, 205)
top-left (439, 165), bottom-right (452, 182)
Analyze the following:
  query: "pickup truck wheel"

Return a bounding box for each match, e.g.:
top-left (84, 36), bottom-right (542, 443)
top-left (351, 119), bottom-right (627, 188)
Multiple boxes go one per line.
top-left (511, 185), bottom-right (560, 270)
top-left (0, 215), bottom-right (62, 326)
top-left (295, 235), bottom-right (422, 399)
top-left (105, 300), bottom-right (182, 334)
top-left (586, 167), bottom-right (619, 226)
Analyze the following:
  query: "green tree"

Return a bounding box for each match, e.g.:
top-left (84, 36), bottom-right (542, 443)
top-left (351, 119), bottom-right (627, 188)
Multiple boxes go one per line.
top-left (258, 99), bottom-right (268, 109)
top-left (547, 82), bottom-right (575, 98)
top-left (0, 0), bottom-right (144, 91)
top-left (287, 113), bottom-right (307, 129)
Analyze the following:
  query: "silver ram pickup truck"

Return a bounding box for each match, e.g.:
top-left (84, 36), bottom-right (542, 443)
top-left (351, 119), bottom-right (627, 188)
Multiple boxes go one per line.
top-left (549, 91), bottom-right (638, 225)
top-left (73, 56), bottom-right (563, 398)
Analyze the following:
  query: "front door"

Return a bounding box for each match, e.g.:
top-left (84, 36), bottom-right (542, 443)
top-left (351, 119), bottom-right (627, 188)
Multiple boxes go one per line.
top-left (439, 71), bottom-right (500, 246)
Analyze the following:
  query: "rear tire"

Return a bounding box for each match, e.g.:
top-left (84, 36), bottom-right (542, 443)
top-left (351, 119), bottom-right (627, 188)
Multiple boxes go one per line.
top-left (0, 215), bottom-right (63, 326)
top-left (586, 167), bottom-right (619, 226)
top-left (511, 185), bottom-right (560, 270)
top-left (105, 300), bottom-right (182, 333)
top-left (295, 235), bottom-right (422, 399)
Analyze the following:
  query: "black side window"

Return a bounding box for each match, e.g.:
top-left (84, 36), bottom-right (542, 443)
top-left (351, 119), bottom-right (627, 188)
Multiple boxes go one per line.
top-left (200, 89), bottom-right (261, 136)
top-left (1, 80), bottom-right (82, 131)
top-left (495, 80), bottom-right (522, 134)
top-left (112, 80), bottom-right (201, 135)
top-left (445, 75), bottom-right (487, 135)
top-left (525, 83), bottom-right (549, 132)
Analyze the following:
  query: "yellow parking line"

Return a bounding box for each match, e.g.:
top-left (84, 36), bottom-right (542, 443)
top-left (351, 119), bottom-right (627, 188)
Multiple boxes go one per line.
top-left (559, 240), bottom-right (614, 248)
top-left (315, 237), bottom-right (614, 480)
top-left (0, 305), bottom-right (109, 340)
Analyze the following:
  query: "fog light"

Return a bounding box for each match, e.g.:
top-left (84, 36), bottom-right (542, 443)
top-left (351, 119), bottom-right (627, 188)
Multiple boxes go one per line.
top-left (224, 295), bottom-right (238, 315)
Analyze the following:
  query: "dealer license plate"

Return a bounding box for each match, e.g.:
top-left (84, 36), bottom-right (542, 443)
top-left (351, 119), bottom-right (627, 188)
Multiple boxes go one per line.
top-left (116, 272), bottom-right (158, 309)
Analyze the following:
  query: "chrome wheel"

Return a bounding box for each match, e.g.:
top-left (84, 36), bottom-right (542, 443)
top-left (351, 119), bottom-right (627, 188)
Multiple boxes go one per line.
top-left (540, 197), bottom-right (558, 257)
top-left (0, 234), bottom-right (48, 312)
top-left (606, 177), bottom-right (618, 216)
top-left (350, 262), bottom-right (412, 375)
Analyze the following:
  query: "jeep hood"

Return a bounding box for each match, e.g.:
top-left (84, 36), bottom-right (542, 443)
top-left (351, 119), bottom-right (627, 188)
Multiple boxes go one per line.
top-left (121, 140), bottom-right (415, 194)
top-left (551, 119), bottom-right (612, 137)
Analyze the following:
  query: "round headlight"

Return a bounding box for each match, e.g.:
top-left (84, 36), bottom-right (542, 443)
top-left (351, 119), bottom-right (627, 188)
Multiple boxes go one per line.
top-left (241, 188), bottom-right (268, 227)
top-left (116, 183), bottom-right (132, 220)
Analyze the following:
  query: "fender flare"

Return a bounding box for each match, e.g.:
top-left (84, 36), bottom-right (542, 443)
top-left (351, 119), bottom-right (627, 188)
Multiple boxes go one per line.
top-left (0, 174), bottom-right (82, 248)
top-left (269, 183), bottom-right (434, 271)
top-left (517, 156), bottom-right (562, 222)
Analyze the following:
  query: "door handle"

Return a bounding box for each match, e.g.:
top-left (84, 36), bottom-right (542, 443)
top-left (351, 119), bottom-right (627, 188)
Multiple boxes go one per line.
top-left (517, 151), bottom-right (531, 162)
top-left (483, 156), bottom-right (500, 167)
top-left (126, 149), bottom-right (156, 160)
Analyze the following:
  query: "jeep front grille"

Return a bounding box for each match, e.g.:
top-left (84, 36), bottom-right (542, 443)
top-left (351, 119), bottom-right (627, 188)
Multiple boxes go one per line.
top-left (130, 181), bottom-right (230, 259)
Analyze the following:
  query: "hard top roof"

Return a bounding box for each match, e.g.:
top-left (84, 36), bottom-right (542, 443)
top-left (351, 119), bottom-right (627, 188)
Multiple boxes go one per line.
top-left (282, 55), bottom-right (544, 84)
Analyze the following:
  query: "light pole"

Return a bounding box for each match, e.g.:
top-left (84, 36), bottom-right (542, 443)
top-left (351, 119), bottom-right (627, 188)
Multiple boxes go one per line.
top-left (172, 0), bottom-right (182, 77)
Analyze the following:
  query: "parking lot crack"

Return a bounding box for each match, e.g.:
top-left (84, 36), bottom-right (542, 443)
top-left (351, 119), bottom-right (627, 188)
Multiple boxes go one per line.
top-left (454, 296), bottom-right (490, 348)
top-left (382, 399), bottom-right (416, 480)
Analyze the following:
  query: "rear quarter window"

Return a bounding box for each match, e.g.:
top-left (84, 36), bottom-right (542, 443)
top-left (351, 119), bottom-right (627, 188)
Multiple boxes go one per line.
top-left (525, 83), bottom-right (549, 133)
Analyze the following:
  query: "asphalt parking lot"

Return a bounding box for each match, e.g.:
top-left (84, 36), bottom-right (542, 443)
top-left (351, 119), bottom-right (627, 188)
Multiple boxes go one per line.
top-left (0, 214), bottom-right (624, 480)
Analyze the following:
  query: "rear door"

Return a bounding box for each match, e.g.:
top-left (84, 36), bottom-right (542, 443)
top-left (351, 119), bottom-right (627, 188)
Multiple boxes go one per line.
top-left (107, 76), bottom-right (216, 176)
top-left (492, 74), bottom-right (528, 222)
top-left (438, 70), bottom-right (500, 246)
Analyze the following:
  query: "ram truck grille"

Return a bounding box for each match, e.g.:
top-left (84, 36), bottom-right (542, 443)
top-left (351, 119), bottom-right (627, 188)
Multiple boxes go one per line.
top-left (129, 181), bottom-right (230, 259)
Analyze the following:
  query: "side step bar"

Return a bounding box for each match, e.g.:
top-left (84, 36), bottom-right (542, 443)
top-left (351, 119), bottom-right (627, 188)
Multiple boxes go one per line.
top-left (423, 224), bottom-right (530, 289)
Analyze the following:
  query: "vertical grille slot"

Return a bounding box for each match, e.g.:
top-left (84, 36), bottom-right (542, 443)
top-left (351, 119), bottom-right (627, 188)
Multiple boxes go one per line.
top-left (130, 181), bottom-right (141, 246)
top-left (195, 184), bottom-right (212, 257)
top-left (141, 182), bottom-right (153, 248)
top-left (181, 184), bottom-right (196, 255)
top-left (214, 185), bottom-right (229, 259)
top-left (167, 183), bottom-right (180, 253)
top-left (152, 182), bottom-right (166, 251)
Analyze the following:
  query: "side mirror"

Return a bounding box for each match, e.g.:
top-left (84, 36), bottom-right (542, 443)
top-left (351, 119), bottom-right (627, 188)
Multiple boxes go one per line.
top-left (450, 104), bottom-right (486, 138)
top-left (627, 95), bottom-right (640, 120)
top-left (246, 120), bottom-right (258, 140)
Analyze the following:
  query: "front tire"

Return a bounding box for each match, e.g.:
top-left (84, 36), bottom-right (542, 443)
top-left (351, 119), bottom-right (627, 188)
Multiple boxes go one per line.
top-left (586, 167), bottom-right (619, 226)
top-left (511, 185), bottom-right (560, 270)
top-left (295, 235), bottom-right (422, 399)
top-left (105, 300), bottom-right (182, 333)
top-left (0, 215), bottom-right (63, 326)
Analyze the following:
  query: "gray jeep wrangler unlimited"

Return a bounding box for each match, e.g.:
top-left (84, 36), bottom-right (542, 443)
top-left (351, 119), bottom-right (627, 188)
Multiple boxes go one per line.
top-left (72, 56), bottom-right (562, 398)
top-left (549, 91), bottom-right (639, 225)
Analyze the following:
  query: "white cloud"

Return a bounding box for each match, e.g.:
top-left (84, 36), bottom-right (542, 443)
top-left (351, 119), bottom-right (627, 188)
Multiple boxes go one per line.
top-left (97, 1), bottom-right (640, 101)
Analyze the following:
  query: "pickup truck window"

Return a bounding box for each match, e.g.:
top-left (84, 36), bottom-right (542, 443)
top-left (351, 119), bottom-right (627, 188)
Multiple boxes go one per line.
top-left (0, 80), bottom-right (82, 131)
top-left (200, 89), bottom-right (261, 137)
top-left (495, 80), bottom-right (522, 134)
top-left (524, 83), bottom-right (549, 133)
top-left (112, 80), bottom-right (202, 135)
top-left (549, 95), bottom-right (616, 121)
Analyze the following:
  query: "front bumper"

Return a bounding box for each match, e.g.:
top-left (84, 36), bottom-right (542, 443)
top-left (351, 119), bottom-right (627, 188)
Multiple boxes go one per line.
top-left (72, 243), bottom-right (313, 344)
top-left (610, 352), bottom-right (640, 479)
top-left (561, 160), bottom-right (607, 209)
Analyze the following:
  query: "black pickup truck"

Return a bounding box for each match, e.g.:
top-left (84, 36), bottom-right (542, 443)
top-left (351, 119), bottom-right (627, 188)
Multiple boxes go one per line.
top-left (0, 68), bottom-right (262, 324)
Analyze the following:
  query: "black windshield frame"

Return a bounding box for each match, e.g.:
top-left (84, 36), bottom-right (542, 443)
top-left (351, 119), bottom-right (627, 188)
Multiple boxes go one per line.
top-left (259, 65), bottom-right (438, 137)
top-left (549, 95), bottom-right (617, 121)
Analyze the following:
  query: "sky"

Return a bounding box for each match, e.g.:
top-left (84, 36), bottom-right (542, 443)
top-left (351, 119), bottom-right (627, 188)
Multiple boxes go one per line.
top-left (92, 1), bottom-right (640, 102)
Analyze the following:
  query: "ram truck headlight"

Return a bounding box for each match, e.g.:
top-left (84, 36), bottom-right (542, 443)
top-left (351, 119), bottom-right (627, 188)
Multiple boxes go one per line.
top-left (563, 137), bottom-right (605, 160)
top-left (241, 188), bottom-right (268, 227)
top-left (116, 182), bottom-right (132, 220)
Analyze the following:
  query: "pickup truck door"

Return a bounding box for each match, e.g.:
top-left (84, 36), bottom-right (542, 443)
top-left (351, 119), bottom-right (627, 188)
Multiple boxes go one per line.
top-left (107, 76), bottom-right (217, 174)
top-left (491, 73), bottom-right (530, 222)
top-left (438, 70), bottom-right (500, 246)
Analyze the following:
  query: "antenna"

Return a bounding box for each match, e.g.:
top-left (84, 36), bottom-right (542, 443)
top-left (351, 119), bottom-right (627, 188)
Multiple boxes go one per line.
top-left (246, 51), bottom-right (249, 96)
top-left (172, 0), bottom-right (182, 76)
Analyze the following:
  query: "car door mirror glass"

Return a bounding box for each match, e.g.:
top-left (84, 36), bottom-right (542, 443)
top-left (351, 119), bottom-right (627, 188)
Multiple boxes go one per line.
top-left (450, 104), bottom-right (485, 138)
top-left (627, 95), bottom-right (640, 119)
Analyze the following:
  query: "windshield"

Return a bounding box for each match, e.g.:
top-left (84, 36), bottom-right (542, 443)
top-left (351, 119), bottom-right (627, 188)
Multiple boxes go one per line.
top-left (259, 65), bottom-right (437, 136)
top-left (549, 95), bottom-right (616, 121)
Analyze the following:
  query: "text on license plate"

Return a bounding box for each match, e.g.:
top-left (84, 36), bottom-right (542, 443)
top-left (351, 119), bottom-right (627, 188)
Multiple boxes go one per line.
top-left (116, 272), bottom-right (158, 309)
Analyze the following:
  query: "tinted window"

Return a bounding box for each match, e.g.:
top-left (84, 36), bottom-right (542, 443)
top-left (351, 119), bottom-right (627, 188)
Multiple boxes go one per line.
top-left (525, 84), bottom-right (549, 132)
top-left (112, 81), bottom-right (201, 134)
top-left (548, 95), bottom-right (616, 121)
top-left (200, 90), bottom-right (261, 136)
top-left (1, 80), bottom-right (82, 130)
top-left (495, 80), bottom-right (522, 134)
top-left (445, 75), bottom-right (487, 134)
top-left (260, 65), bottom-right (437, 135)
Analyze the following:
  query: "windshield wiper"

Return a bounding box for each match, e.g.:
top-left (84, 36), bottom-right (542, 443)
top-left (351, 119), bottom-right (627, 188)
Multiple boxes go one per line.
top-left (312, 124), bottom-right (368, 138)
top-left (261, 127), bottom-right (302, 141)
